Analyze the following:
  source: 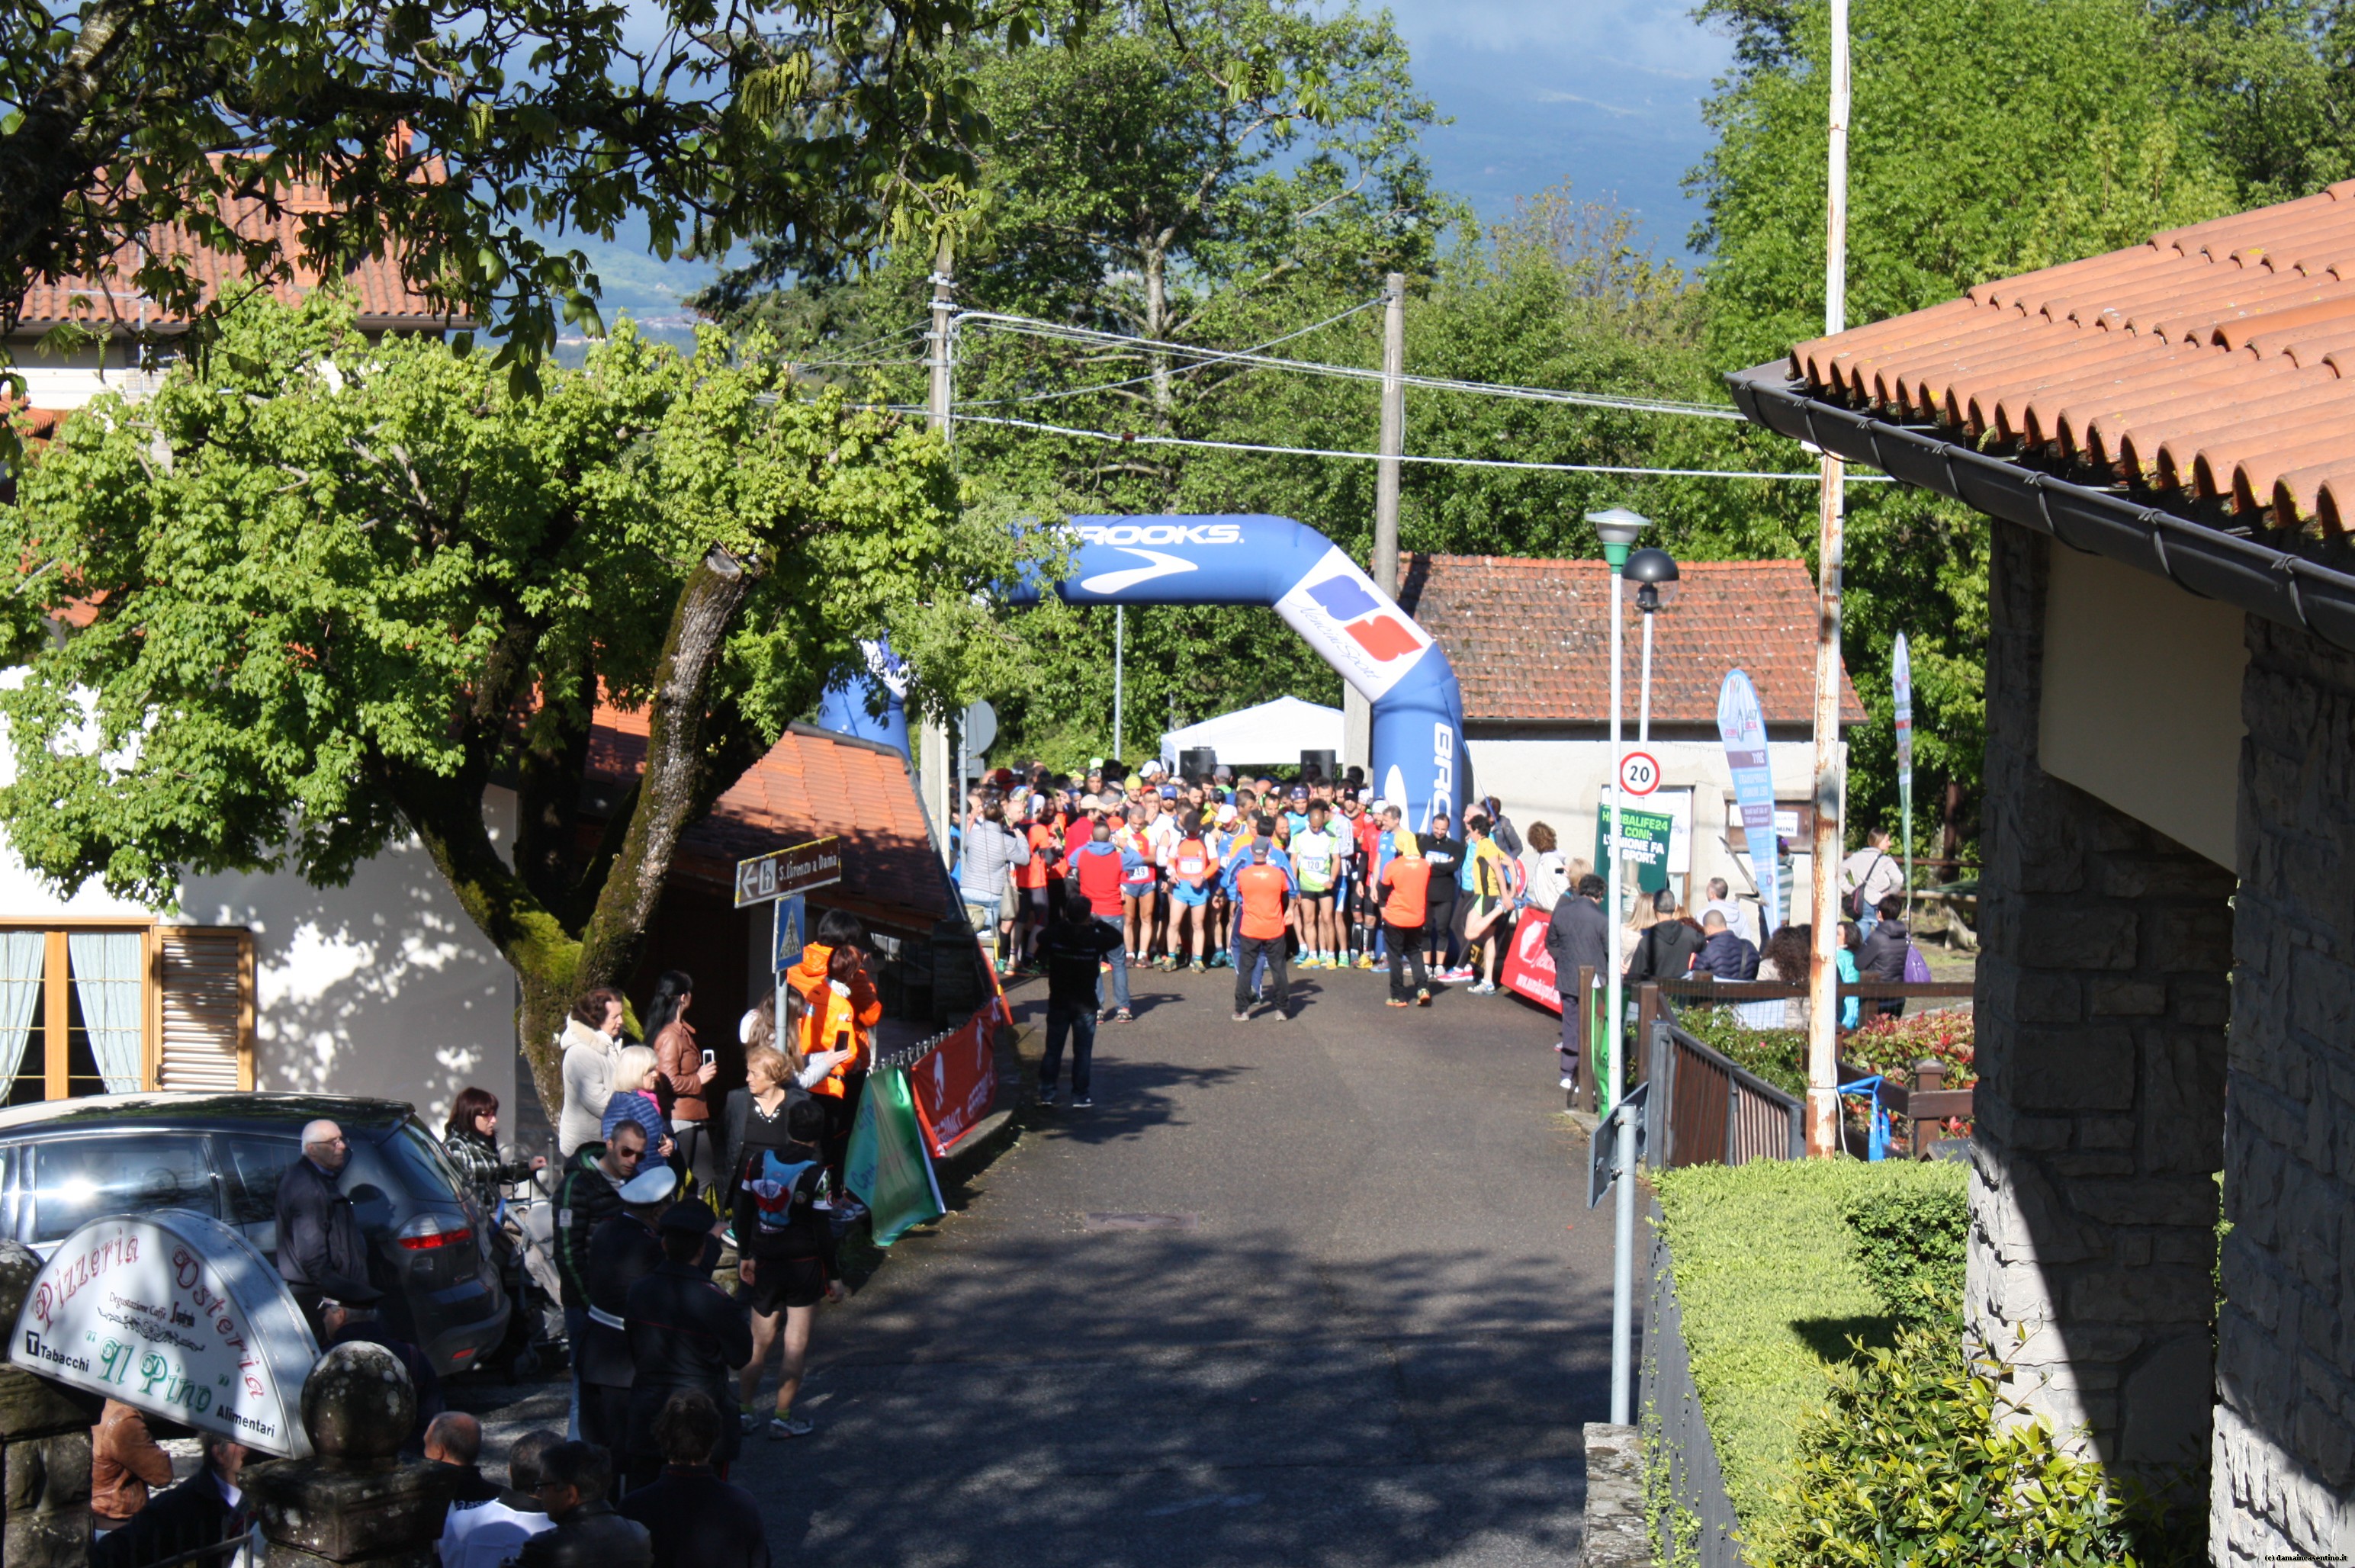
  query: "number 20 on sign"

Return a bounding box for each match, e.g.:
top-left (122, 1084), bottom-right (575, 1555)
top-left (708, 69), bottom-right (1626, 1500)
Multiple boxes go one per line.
top-left (1618, 751), bottom-right (1661, 797)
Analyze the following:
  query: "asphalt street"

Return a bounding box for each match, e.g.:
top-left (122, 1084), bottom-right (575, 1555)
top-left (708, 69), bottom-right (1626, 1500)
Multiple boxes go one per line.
top-left (450, 962), bottom-right (1617, 1566)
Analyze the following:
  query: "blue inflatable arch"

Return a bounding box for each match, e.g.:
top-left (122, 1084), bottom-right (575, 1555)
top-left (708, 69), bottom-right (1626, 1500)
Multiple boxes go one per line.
top-left (819, 514), bottom-right (1470, 829)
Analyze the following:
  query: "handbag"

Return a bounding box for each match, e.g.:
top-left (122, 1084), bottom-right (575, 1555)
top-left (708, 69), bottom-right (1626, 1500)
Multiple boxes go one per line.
top-left (1847, 851), bottom-right (1887, 919)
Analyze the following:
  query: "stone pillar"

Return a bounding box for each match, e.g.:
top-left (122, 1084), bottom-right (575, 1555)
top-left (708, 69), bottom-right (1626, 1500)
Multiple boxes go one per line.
top-left (1968, 522), bottom-right (2235, 1476)
top-left (249, 1343), bottom-right (453, 1568)
top-left (2212, 615), bottom-right (2355, 1565)
top-left (0, 1242), bottom-right (103, 1568)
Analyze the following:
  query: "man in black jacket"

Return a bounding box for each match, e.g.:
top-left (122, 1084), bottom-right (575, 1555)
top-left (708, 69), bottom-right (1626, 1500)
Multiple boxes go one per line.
top-left (519, 1441), bottom-right (651, 1568)
top-left (93, 1433), bottom-right (249, 1568)
top-left (623, 1200), bottom-right (751, 1492)
top-left (618, 1390), bottom-right (769, 1568)
top-left (582, 1165), bottom-right (678, 1460)
top-left (554, 1121), bottom-right (647, 1439)
top-left (1857, 894), bottom-right (1912, 1017)
top-left (1038, 876), bottom-right (1127, 1107)
top-left (1545, 874), bottom-right (1609, 1096)
top-left (1691, 911), bottom-right (1762, 980)
top-left (275, 1118), bottom-right (378, 1339)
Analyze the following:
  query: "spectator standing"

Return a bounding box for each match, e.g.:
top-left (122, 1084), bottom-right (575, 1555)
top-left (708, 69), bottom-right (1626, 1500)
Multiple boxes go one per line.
top-left (1839, 827), bottom-right (1904, 937)
top-left (92, 1433), bottom-right (250, 1568)
top-left (1038, 879), bottom-right (1125, 1107)
top-left (732, 1098), bottom-right (842, 1438)
top-left (1521, 822), bottom-right (1568, 911)
top-left (801, 945), bottom-right (875, 1187)
top-left (647, 971), bottom-right (718, 1194)
top-left (91, 1399), bottom-right (174, 1537)
top-left (716, 1038), bottom-right (845, 1224)
top-left (439, 1428), bottom-right (559, 1568)
top-left (1623, 891), bottom-right (1703, 988)
top-left (1231, 839), bottom-right (1296, 1023)
top-left (1380, 832), bottom-right (1433, 1008)
top-left (601, 1048), bottom-right (673, 1161)
top-left (560, 988), bottom-right (628, 1158)
top-left (275, 1118), bottom-right (376, 1340)
top-left (1836, 919), bottom-right (1864, 1029)
top-left (554, 1123), bottom-right (649, 1439)
top-left (619, 1393), bottom-right (769, 1568)
top-left (1857, 894), bottom-right (1913, 1017)
top-left (582, 1165), bottom-right (680, 1456)
top-left (423, 1412), bottom-right (503, 1506)
top-left (1691, 911), bottom-right (1762, 980)
top-left (519, 1443), bottom-right (651, 1568)
top-left (444, 1087), bottom-right (547, 1219)
top-left (958, 801), bottom-right (1026, 975)
top-left (623, 1200), bottom-right (751, 1492)
top-left (1546, 874), bottom-right (1609, 1094)
top-left (1698, 878), bottom-right (1756, 945)
top-left (1756, 923), bottom-right (1814, 1031)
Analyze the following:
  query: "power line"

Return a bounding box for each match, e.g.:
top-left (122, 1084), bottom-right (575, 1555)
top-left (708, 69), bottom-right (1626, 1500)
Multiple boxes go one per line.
top-left (924, 408), bottom-right (1892, 481)
top-left (948, 297), bottom-right (1385, 409)
top-left (955, 310), bottom-right (1746, 420)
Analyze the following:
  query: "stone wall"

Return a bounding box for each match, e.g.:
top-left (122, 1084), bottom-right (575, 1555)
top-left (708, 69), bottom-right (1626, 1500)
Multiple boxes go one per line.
top-left (2212, 614), bottom-right (2355, 1564)
top-left (1968, 522), bottom-right (2235, 1477)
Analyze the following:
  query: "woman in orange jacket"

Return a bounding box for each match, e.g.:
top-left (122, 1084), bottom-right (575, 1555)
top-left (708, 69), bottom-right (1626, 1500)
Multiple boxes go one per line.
top-left (785, 911), bottom-right (883, 1033)
top-left (801, 942), bottom-right (877, 1186)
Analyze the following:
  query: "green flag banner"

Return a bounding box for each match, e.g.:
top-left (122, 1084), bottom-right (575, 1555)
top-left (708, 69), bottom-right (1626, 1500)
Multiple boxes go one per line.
top-left (842, 1065), bottom-right (946, 1246)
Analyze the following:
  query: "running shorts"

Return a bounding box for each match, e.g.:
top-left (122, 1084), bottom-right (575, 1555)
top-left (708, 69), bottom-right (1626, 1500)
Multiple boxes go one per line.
top-left (744, 1254), bottom-right (827, 1314)
top-left (1171, 882), bottom-right (1210, 907)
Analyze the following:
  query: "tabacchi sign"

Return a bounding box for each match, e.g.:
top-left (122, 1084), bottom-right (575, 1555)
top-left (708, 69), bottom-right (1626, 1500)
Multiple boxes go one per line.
top-left (10, 1212), bottom-right (320, 1457)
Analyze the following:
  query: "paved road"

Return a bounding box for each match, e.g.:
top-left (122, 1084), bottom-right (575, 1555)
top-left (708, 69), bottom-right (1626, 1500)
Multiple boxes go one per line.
top-left (721, 964), bottom-right (1618, 1568)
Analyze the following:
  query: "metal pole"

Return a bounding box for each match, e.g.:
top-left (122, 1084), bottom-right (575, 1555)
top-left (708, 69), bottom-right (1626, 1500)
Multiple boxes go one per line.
top-left (1605, 567), bottom-right (1625, 1117)
top-left (1804, 0), bottom-right (1852, 1157)
top-left (1113, 605), bottom-right (1126, 761)
top-left (1611, 1092), bottom-right (1637, 1423)
top-left (1639, 607), bottom-right (1654, 747)
top-left (926, 238), bottom-right (956, 862)
top-left (1373, 272), bottom-right (1406, 596)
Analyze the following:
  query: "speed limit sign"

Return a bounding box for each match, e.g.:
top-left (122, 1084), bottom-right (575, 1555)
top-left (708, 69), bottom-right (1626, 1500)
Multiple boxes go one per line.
top-left (1618, 750), bottom-right (1662, 796)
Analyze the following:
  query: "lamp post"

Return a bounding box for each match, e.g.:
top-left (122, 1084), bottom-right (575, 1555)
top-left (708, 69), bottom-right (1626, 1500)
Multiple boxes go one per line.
top-left (1586, 506), bottom-right (1648, 1118)
top-left (1625, 548), bottom-right (1679, 748)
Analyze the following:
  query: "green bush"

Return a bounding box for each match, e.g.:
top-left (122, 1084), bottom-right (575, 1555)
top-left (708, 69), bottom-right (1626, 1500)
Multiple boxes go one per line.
top-left (1757, 1324), bottom-right (2198, 1568)
top-left (1843, 1164), bottom-right (1968, 1329)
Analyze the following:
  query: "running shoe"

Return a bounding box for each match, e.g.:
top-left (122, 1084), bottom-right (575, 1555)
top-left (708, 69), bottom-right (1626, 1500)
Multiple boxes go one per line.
top-left (1560, 1073), bottom-right (1577, 1091)
top-left (1158, 955), bottom-right (1176, 972)
top-left (1386, 997), bottom-right (1412, 1008)
top-left (1113, 1008), bottom-right (1135, 1023)
top-left (769, 1413), bottom-right (814, 1439)
top-left (1354, 954), bottom-right (1377, 970)
top-left (1071, 1094), bottom-right (1094, 1108)
top-left (1469, 980), bottom-right (1499, 995)
top-left (1190, 961), bottom-right (1205, 973)
top-left (1037, 1085), bottom-right (1057, 1106)
top-left (1416, 988), bottom-right (1431, 1007)
top-left (1232, 1011), bottom-right (1251, 1023)
top-left (740, 1409), bottom-right (763, 1435)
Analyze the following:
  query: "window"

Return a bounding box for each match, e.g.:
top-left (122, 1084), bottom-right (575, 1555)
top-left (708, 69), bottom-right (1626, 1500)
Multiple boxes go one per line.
top-left (0, 925), bottom-right (253, 1104)
top-left (30, 1134), bottom-right (215, 1242)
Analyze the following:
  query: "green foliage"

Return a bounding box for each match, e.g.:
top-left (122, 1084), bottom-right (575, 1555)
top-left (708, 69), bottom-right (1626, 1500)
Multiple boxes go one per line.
top-left (0, 0), bottom-right (1080, 428)
top-left (1759, 1324), bottom-right (2199, 1567)
top-left (1672, 1006), bottom-right (1810, 1099)
top-left (1841, 1162), bottom-right (1968, 1330)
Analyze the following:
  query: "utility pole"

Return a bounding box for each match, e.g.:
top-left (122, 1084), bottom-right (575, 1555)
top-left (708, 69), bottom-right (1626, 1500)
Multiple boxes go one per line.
top-left (923, 236), bottom-right (956, 865)
top-left (1114, 606), bottom-right (1126, 762)
top-left (1347, 272), bottom-right (1406, 773)
top-left (1804, 0), bottom-right (1852, 1157)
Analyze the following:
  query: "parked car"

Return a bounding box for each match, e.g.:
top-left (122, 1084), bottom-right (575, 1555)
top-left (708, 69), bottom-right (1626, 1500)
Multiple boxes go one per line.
top-left (0, 1092), bottom-right (508, 1375)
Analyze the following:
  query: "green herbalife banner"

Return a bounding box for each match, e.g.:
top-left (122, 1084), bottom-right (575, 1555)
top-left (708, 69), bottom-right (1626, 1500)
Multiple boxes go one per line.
top-left (843, 1065), bottom-right (946, 1245)
top-left (1595, 805), bottom-right (1675, 894)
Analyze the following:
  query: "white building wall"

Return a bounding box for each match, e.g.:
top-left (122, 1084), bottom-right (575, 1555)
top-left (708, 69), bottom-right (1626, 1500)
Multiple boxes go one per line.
top-left (0, 785), bottom-right (519, 1123)
top-left (1467, 735), bottom-right (1835, 933)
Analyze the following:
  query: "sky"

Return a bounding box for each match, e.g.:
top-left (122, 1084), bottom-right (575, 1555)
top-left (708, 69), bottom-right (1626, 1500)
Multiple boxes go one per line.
top-left (567, 0), bottom-right (1737, 326)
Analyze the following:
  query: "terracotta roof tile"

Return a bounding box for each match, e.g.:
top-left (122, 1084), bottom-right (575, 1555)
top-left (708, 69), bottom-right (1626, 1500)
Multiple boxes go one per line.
top-left (16, 173), bottom-right (466, 333)
top-left (1787, 183), bottom-right (2355, 535)
top-left (1396, 553), bottom-right (1865, 727)
top-left (585, 708), bottom-right (948, 931)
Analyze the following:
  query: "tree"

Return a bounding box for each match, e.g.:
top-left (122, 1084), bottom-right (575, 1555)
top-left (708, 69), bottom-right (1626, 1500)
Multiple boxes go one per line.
top-left (0, 0), bottom-right (1072, 426)
top-left (0, 294), bottom-right (1056, 1105)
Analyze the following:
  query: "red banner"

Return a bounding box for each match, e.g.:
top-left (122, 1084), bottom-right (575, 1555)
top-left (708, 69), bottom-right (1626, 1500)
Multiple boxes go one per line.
top-left (909, 1004), bottom-right (998, 1156)
top-left (1499, 906), bottom-right (1563, 1014)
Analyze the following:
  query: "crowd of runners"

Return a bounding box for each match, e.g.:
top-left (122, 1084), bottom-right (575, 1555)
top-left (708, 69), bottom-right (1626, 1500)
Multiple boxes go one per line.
top-left (953, 757), bottom-right (1558, 1020)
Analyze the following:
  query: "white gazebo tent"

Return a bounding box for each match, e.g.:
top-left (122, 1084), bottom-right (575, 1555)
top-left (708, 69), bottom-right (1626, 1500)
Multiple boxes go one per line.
top-left (1158, 696), bottom-right (1344, 770)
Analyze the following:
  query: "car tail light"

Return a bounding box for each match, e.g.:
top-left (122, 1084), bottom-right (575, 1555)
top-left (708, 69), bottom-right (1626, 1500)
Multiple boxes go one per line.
top-left (397, 1214), bottom-right (472, 1252)
top-left (451, 1347), bottom-right (476, 1361)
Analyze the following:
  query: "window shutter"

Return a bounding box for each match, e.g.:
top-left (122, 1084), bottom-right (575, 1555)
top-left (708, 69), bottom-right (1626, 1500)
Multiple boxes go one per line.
top-left (156, 927), bottom-right (253, 1091)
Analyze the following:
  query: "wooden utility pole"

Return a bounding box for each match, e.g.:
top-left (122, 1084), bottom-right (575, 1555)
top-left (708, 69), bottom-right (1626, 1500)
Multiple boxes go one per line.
top-left (1348, 273), bottom-right (1407, 773)
top-left (923, 237), bottom-right (956, 863)
top-left (1805, 0), bottom-right (1852, 1156)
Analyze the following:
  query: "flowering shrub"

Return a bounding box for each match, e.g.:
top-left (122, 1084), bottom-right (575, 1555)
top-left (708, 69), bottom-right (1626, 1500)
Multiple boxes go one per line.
top-left (1667, 1005), bottom-right (1976, 1140)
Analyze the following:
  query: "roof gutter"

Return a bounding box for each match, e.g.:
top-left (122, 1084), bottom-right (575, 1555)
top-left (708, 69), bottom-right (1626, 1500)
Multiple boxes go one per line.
top-left (1725, 360), bottom-right (2355, 657)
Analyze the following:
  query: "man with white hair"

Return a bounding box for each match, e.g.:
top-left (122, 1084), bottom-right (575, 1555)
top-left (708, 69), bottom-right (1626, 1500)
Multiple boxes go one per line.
top-left (275, 1118), bottom-right (376, 1340)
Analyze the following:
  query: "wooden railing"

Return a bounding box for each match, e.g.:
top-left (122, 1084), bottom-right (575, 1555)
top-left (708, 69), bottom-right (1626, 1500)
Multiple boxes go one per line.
top-left (1642, 1011), bottom-right (1805, 1168)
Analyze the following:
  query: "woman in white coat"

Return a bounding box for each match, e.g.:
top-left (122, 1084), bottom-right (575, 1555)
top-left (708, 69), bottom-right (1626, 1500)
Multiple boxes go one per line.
top-left (557, 986), bottom-right (627, 1156)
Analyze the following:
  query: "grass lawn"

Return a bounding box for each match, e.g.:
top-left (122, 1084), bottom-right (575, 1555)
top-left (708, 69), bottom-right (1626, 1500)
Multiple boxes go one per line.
top-left (1650, 1157), bottom-right (1967, 1534)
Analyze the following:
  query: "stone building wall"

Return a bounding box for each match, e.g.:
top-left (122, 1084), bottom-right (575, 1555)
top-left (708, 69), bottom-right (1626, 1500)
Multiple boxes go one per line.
top-left (1968, 522), bottom-right (2236, 1479)
top-left (2212, 614), bottom-right (2355, 1564)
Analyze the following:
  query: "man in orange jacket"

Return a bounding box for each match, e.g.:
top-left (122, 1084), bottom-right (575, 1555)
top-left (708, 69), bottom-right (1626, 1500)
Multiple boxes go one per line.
top-left (1231, 839), bottom-right (1296, 1023)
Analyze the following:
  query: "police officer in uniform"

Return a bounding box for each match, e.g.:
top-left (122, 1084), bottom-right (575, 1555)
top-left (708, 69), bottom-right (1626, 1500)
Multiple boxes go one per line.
top-left (622, 1200), bottom-right (749, 1492)
top-left (580, 1165), bottom-right (677, 1464)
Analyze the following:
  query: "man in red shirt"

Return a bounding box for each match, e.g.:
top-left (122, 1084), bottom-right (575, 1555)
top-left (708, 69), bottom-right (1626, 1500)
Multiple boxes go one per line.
top-left (1380, 837), bottom-right (1433, 1007)
top-left (1230, 840), bottom-right (1296, 1023)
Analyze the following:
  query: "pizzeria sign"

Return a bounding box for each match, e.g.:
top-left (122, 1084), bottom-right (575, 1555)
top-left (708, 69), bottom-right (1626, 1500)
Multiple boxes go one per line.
top-left (9, 1211), bottom-right (320, 1457)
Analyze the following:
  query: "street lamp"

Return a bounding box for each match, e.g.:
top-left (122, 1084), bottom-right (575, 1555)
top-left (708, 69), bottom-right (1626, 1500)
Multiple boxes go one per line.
top-left (1624, 547), bottom-right (1680, 747)
top-left (1585, 506), bottom-right (1647, 1127)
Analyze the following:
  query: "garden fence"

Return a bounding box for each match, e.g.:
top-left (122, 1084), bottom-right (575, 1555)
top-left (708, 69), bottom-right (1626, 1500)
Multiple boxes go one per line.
top-left (1641, 1199), bottom-right (1752, 1567)
top-left (1641, 1010), bottom-right (1806, 1168)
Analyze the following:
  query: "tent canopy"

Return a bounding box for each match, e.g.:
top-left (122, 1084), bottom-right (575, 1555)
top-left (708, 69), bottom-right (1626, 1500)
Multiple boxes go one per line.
top-left (1159, 696), bottom-right (1343, 769)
